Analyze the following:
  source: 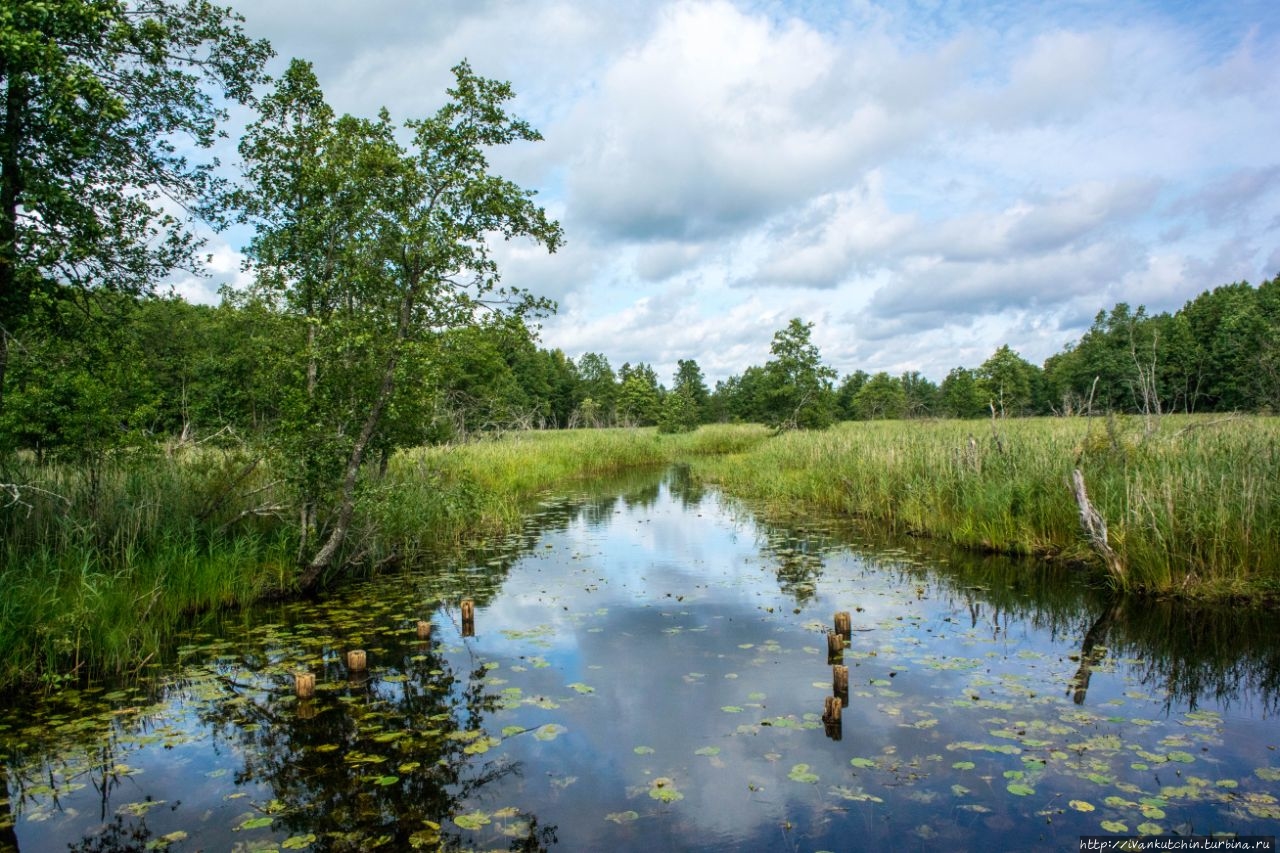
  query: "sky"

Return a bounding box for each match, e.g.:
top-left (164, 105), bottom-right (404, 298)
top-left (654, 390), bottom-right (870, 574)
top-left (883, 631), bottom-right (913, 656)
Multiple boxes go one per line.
top-left (183, 0), bottom-right (1280, 386)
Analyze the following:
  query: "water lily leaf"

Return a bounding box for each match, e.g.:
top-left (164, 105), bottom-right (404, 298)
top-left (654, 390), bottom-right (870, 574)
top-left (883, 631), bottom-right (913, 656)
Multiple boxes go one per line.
top-left (606, 810), bottom-right (640, 824)
top-left (568, 682), bottom-right (595, 694)
top-left (695, 746), bottom-right (721, 756)
top-left (634, 746), bottom-right (655, 755)
top-left (1166, 751), bottom-right (1195, 763)
top-left (952, 761), bottom-right (976, 770)
top-left (1006, 783), bottom-right (1035, 796)
top-left (238, 816), bottom-right (274, 830)
top-left (501, 726), bottom-right (526, 737)
top-left (1255, 767), bottom-right (1280, 781)
top-left (1100, 820), bottom-right (1128, 833)
top-left (1069, 800), bottom-right (1095, 812)
top-left (281, 834), bottom-right (317, 849)
top-left (1137, 822), bottom-right (1164, 836)
top-left (721, 705), bottom-right (744, 713)
top-left (534, 724), bottom-right (567, 741)
top-left (454, 811), bottom-right (491, 830)
top-left (789, 764), bottom-right (819, 783)
top-left (850, 758), bottom-right (876, 768)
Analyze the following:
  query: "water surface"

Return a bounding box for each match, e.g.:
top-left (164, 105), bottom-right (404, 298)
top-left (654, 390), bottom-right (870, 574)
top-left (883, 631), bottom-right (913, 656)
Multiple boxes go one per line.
top-left (2, 467), bottom-right (1278, 851)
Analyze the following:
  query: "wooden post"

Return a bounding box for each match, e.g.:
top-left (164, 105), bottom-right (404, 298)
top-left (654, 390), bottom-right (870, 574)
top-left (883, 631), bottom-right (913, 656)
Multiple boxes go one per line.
top-left (295, 671), bottom-right (315, 699)
top-left (461, 599), bottom-right (475, 637)
top-left (416, 620), bottom-right (432, 640)
top-left (826, 630), bottom-right (844, 663)
top-left (832, 664), bottom-right (849, 707)
top-left (823, 694), bottom-right (843, 741)
top-left (347, 649), bottom-right (367, 672)
top-left (297, 699), bottom-right (317, 720)
top-left (834, 611), bottom-right (851, 639)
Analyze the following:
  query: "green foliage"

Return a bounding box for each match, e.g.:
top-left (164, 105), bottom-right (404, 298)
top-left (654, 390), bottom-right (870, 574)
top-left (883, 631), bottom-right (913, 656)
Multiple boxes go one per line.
top-left (760, 318), bottom-right (837, 430)
top-left (238, 59), bottom-right (563, 585)
top-left (692, 416), bottom-right (1280, 597)
top-left (852, 372), bottom-right (906, 420)
top-left (0, 0), bottom-right (272, 415)
top-left (657, 388), bottom-right (699, 434)
top-left (978, 345), bottom-right (1043, 417)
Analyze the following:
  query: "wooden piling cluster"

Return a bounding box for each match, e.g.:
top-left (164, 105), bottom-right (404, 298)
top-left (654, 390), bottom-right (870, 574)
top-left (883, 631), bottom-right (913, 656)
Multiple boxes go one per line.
top-left (822, 612), bottom-right (853, 740)
top-left (290, 601), bottom-right (465, 712)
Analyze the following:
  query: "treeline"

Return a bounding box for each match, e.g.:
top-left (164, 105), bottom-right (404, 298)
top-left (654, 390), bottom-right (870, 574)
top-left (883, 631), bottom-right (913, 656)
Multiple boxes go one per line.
top-left (717, 276), bottom-right (1280, 423)
top-left (2, 276), bottom-right (1275, 460)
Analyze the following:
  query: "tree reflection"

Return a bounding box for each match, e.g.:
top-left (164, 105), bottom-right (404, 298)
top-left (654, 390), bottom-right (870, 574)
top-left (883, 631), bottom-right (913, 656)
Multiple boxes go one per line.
top-left (190, 631), bottom-right (556, 851)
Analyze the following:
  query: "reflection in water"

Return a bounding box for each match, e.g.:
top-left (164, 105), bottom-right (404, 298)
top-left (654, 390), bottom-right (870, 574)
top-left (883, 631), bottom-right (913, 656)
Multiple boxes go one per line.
top-left (2, 465), bottom-right (1279, 852)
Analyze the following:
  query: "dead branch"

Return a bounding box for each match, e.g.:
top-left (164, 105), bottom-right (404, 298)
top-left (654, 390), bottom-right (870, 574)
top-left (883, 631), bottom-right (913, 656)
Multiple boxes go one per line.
top-left (1071, 469), bottom-right (1126, 584)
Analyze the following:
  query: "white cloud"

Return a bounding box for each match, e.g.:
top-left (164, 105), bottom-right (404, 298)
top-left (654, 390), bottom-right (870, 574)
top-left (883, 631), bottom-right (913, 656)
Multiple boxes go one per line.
top-left (222, 0), bottom-right (1280, 384)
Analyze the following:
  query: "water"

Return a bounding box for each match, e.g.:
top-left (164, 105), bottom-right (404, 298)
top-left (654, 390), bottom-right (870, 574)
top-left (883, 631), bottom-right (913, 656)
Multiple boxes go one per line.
top-left (2, 467), bottom-right (1278, 851)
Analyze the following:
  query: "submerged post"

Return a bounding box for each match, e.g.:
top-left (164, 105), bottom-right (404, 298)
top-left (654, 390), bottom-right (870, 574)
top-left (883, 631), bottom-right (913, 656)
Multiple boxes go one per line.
top-left (823, 694), bottom-right (843, 740)
top-left (826, 630), bottom-right (844, 664)
top-left (416, 620), bottom-right (432, 640)
top-left (295, 671), bottom-right (315, 699)
top-left (833, 664), bottom-right (849, 707)
top-left (461, 599), bottom-right (476, 637)
top-left (834, 611), bottom-right (851, 639)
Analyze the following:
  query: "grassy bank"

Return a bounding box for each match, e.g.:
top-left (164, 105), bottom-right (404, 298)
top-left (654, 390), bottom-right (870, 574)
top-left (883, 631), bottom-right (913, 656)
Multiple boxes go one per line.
top-left (689, 415), bottom-right (1280, 598)
top-left (0, 425), bottom-right (767, 688)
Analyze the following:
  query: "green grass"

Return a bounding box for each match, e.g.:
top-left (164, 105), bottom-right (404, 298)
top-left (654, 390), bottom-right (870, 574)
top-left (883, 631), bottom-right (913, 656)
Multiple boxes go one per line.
top-left (0, 425), bottom-right (768, 688)
top-left (3, 415), bottom-right (1276, 690)
top-left (689, 415), bottom-right (1280, 598)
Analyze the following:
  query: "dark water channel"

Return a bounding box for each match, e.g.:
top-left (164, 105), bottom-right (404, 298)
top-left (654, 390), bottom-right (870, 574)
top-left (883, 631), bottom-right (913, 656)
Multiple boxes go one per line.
top-left (2, 467), bottom-right (1279, 852)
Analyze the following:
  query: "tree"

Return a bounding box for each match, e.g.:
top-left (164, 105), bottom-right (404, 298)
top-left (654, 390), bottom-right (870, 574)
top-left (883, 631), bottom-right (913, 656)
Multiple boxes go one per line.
top-left (977, 344), bottom-right (1040, 417)
top-left (239, 60), bottom-right (562, 590)
top-left (0, 0), bottom-right (272, 416)
top-left (761, 318), bottom-right (837, 430)
top-left (939, 366), bottom-right (986, 418)
top-left (574, 352), bottom-right (617, 425)
top-left (672, 359), bottom-right (709, 423)
top-left (835, 370), bottom-right (869, 420)
top-left (616, 362), bottom-right (662, 426)
top-left (851, 372), bottom-right (905, 420)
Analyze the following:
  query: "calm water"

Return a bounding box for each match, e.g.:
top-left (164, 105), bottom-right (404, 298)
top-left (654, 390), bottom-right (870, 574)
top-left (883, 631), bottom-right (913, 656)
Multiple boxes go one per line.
top-left (2, 467), bottom-right (1279, 852)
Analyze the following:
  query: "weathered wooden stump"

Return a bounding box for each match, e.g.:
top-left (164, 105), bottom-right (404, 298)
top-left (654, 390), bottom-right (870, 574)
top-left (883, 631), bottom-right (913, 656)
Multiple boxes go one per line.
top-left (834, 611), bottom-right (852, 638)
top-left (823, 694), bottom-right (843, 740)
top-left (416, 620), bottom-right (432, 640)
top-left (297, 699), bottom-right (317, 720)
top-left (826, 630), bottom-right (844, 663)
top-left (461, 599), bottom-right (475, 621)
top-left (347, 649), bottom-right (367, 672)
top-left (832, 664), bottom-right (849, 707)
top-left (295, 671), bottom-right (315, 699)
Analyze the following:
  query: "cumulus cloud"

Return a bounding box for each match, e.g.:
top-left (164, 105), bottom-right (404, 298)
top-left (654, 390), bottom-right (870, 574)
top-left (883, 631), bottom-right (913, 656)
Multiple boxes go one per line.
top-left (223, 0), bottom-right (1280, 383)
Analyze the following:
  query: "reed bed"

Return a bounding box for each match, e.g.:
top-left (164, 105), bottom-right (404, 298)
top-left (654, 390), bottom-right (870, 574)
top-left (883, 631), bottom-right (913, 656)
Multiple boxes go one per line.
top-left (689, 415), bottom-right (1280, 597)
top-left (0, 425), bottom-right (767, 687)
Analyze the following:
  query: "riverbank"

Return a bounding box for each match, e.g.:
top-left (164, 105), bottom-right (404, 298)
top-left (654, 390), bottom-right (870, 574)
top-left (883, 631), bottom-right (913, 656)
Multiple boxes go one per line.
top-left (0, 426), bottom-right (766, 689)
top-left (3, 414), bottom-right (1276, 691)
top-left (690, 415), bottom-right (1280, 599)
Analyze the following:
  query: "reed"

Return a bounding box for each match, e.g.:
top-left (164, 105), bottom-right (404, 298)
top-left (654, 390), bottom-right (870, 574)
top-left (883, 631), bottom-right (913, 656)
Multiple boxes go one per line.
top-left (689, 415), bottom-right (1280, 597)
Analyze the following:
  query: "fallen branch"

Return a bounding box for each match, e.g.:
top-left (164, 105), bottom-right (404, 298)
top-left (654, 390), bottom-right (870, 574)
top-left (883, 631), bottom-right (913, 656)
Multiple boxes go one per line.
top-left (1071, 469), bottom-right (1126, 584)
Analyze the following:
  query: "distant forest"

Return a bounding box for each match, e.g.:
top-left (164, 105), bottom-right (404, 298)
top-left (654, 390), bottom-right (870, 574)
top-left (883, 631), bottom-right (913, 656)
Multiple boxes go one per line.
top-left (3, 274), bottom-right (1274, 458)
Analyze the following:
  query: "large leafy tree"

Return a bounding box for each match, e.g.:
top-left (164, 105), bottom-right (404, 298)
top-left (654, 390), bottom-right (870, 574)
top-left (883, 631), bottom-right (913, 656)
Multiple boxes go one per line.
top-left (761, 318), bottom-right (837, 430)
top-left (239, 60), bottom-right (562, 589)
top-left (0, 0), bottom-right (272, 415)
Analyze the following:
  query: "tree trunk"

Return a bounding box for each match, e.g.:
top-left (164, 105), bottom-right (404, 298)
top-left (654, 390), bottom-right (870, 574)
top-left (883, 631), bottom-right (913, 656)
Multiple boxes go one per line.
top-left (297, 285), bottom-right (417, 591)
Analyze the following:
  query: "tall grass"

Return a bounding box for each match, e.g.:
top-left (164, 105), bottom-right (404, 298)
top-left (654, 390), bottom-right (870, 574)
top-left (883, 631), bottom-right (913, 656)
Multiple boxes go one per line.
top-left (689, 415), bottom-right (1280, 597)
top-left (0, 425), bottom-right (768, 688)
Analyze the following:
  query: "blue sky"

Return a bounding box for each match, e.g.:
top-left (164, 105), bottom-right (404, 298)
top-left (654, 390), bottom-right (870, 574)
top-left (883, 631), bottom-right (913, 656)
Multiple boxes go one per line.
top-left (184, 0), bottom-right (1280, 385)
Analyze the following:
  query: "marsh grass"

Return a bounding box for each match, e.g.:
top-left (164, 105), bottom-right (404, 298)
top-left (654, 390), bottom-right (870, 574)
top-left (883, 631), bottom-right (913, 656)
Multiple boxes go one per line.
top-left (0, 425), bottom-right (769, 687)
top-left (690, 415), bottom-right (1280, 597)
